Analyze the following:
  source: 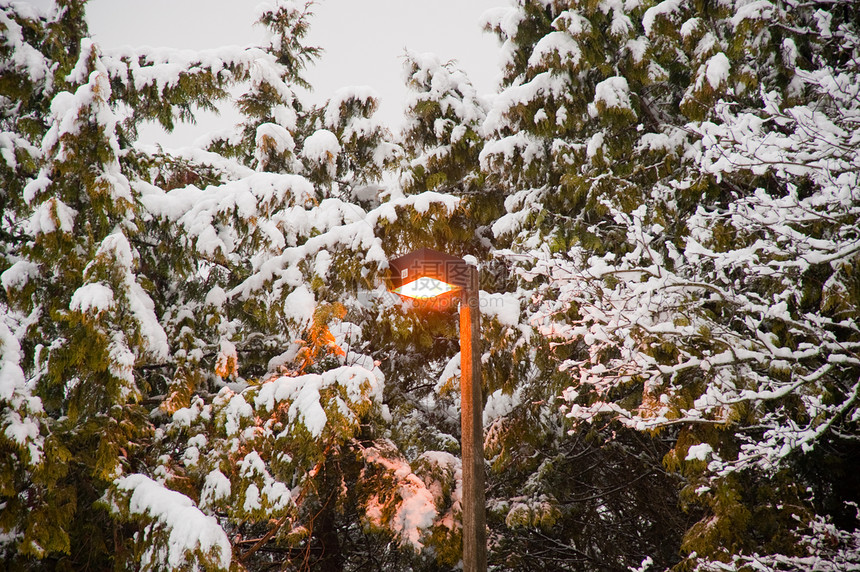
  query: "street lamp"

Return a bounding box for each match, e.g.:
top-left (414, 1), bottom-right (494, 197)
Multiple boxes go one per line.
top-left (388, 248), bottom-right (487, 572)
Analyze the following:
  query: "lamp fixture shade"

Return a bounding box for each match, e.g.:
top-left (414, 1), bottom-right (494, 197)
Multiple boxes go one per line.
top-left (387, 248), bottom-right (473, 310)
top-left (388, 248), bottom-right (471, 291)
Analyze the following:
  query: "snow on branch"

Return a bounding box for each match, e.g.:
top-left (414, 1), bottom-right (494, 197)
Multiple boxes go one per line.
top-left (254, 365), bottom-right (383, 439)
top-left (109, 474), bottom-right (232, 571)
top-left (536, 194), bottom-right (859, 473)
top-left (360, 444), bottom-right (461, 550)
top-left (0, 6), bottom-right (52, 87)
top-left (0, 319), bottom-right (45, 467)
top-left (102, 44), bottom-right (286, 95)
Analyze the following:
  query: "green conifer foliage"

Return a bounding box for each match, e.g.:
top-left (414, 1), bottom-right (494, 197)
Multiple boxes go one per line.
top-left (0, 5), bottom-right (48, 280)
top-left (2, 1), bottom-right (858, 571)
top-left (400, 51), bottom-right (486, 198)
top-left (482, 0), bottom-right (698, 261)
top-left (2, 1), bottom-right (483, 568)
top-left (221, 2), bottom-right (318, 171)
top-left (476, 1), bottom-right (698, 567)
top-left (666, 2), bottom-right (860, 567)
top-left (484, 1), bottom-right (860, 571)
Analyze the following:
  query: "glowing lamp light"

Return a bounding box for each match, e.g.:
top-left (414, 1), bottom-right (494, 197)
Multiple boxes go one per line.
top-left (387, 247), bottom-right (470, 310)
top-left (393, 277), bottom-right (457, 299)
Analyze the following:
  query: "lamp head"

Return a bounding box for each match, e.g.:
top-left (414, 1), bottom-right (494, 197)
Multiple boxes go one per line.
top-left (387, 248), bottom-right (472, 310)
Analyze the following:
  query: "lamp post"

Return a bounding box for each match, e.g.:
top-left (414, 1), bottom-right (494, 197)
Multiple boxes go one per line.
top-left (388, 248), bottom-right (487, 572)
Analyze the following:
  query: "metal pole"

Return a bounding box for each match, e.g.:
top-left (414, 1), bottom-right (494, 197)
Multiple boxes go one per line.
top-left (459, 264), bottom-right (486, 572)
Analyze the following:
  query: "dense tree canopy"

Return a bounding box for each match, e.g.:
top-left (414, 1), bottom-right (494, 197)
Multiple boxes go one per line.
top-left (1, 0), bottom-right (858, 571)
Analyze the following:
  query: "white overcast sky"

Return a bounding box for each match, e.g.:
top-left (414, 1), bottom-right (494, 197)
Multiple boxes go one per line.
top-left (24, 0), bottom-right (506, 146)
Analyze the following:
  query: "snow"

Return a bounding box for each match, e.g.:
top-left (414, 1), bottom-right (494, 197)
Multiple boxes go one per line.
top-left (263, 480), bottom-right (292, 511)
top-left (480, 6), bottom-right (525, 40)
top-left (188, 434), bottom-right (207, 449)
top-left (255, 122), bottom-right (295, 165)
top-left (28, 198), bottom-right (77, 236)
top-left (553, 10), bottom-right (592, 36)
top-left (402, 50), bottom-right (487, 141)
top-left (705, 52), bottom-right (730, 89)
top-left (98, 232), bottom-right (170, 361)
top-left (484, 388), bottom-right (521, 423)
top-left (325, 86), bottom-right (379, 127)
top-left (0, 260), bottom-right (40, 291)
top-left (2, 407), bottom-right (42, 458)
top-left (138, 146), bottom-right (256, 182)
top-left (361, 446), bottom-right (440, 548)
top-left (626, 37), bottom-right (648, 63)
top-left (246, 55), bottom-right (296, 112)
top-left (200, 470), bottom-right (231, 509)
top-left (436, 353), bottom-right (461, 393)
top-left (103, 43), bottom-right (282, 102)
top-left (685, 443), bottom-right (713, 461)
top-left (479, 131), bottom-right (545, 170)
top-left (313, 250), bottom-right (332, 280)
top-left (204, 286), bottom-right (227, 308)
top-left (610, 8), bottom-right (634, 38)
top-left (0, 318), bottom-right (44, 468)
top-left (369, 191), bottom-right (461, 225)
top-left (0, 130), bottom-right (37, 171)
top-left (243, 484), bottom-right (261, 512)
top-left (221, 451), bottom-right (292, 513)
top-left (481, 291), bottom-right (521, 327)
top-left (491, 188), bottom-right (542, 238)
top-left (214, 338), bottom-right (238, 378)
top-left (593, 76), bottom-right (633, 112)
top-left (483, 72), bottom-right (570, 133)
top-left (393, 478), bottom-right (437, 548)
top-left (142, 172), bottom-right (316, 263)
top-left (171, 398), bottom-right (208, 429)
top-left (0, 7), bottom-right (51, 87)
top-left (813, 8), bottom-right (834, 38)
top-left (44, 68), bottom-right (112, 155)
top-left (636, 128), bottom-right (686, 154)
top-left (239, 451), bottom-right (267, 478)
top-left (70, 283), bottom-right (115, 315)
top-left (642, 0), bottom-right (683, 37)
top-left (253, 365), bottom-right (382, 438)
top-left (107, 332), bottom-right (136, 396)
top-left (182, 446), bottom-right (200, 467)
top-left (587, 131), bottom-right (605, 158)
top-left (222, 392), bottom-right (253, 436)
top-left (730, 1), bottom-right (777, 29)
top-left (528, 31), bottom-right (582, 70)
top-left (66, 38), bottom-right (99, 85)
top-left (22, 172), bottom-right (51, 204)
top-left (114, 474), bottom-right (231, 570)
top-left (2, 2), bottom-right (855, 569)
top-left (301, 129), bottom-right (340, 165)
top-left (631, 556), bottom-right (655, 572)
top-left (283, 285), bottom-right (315, 328)
top-left (680, 17), bottom-right (700, 39)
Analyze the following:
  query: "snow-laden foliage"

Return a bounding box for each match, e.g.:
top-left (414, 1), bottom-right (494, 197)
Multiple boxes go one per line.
top-left (482, 0), bottom-right (860, 570)
top-left (107, 473), bottom-right (232, 571)
top-left (0, 1), bottom-right (476, 569)
top-left (2, 0), bottom-right (858, 571)
top-left (400, 50), bottom-right (487, 197)
top-left (0, 320), bottom-right (43, 467)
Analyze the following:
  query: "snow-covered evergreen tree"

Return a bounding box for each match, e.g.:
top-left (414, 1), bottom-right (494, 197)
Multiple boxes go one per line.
top-left (2, 1), bottom-right (858, 571)
top-left (1, 1), bottom-right (488, 570)
top-left (481, 1), bottom-right (860, 570)
top-left (477, 0), bottom-right (709, 567)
